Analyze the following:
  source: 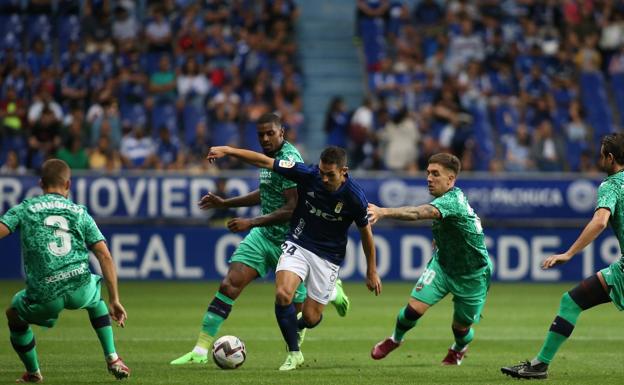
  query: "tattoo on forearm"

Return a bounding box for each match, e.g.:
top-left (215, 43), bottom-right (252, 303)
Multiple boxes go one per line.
top-left (388, 205), bottom-right (439, 221)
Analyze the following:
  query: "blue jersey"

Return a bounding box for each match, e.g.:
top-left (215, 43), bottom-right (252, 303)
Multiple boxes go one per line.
top-left (272, 160), bottom-right (369, 266)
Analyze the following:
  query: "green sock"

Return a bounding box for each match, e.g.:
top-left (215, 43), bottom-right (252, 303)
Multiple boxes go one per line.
top-left (10, 326), bottom-right (39, 373)
top-left (392, 306), bottom-right (420, 342)
top-left (88, 300), bottom-right (116, 356)
top-left (197, 292), bottom-right (235, 350)
top-left (452, 328), bottom-right (474, 351)
top-left (537, 293), bottom-right (582, 364)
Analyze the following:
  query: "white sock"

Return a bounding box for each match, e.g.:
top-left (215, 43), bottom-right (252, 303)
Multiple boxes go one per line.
top-left (193, 346), bottom-right (208, 356)
top-left (530, 358), bottom-right (544, 366)
top-left (106, 353), bottom-right (119, 363)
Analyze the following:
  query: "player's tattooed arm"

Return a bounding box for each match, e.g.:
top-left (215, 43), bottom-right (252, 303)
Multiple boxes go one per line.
top-left (228, 188), bottom-right (298, 232)
top-left (367, 203), bottom-right (441, 224)
top-left (91, 240), bottom-right (127, 327)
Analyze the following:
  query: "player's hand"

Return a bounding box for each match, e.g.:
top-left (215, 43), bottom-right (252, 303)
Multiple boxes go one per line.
top-left (206, 146), bottom-right (230, 163)
top-left (108, 301), bottom-right (127, 328)
top-left (198, 192), bottom-right (226, 210)
top-left (366, 271), bottom-right (382, 296)
top-left (542, 253), bottom-right (573, 269)
top-left (367, 203), bottom-right (383, 225)
top-left (227, 218), bottom-right (252, 232)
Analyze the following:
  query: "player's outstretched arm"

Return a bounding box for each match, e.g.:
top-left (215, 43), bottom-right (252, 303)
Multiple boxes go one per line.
top-left (207, 146), bottom-right (274, 169)
top-left (359, 224), bottom-right (382, 295)
top-left (198, 190), bottom-right (261, 210)
top-left (91, 240), bottom-right (127, 327)
top-left (367, 203), bottom-right (441, 224)
top-left (227, 188), bottom-right (298, 232)
top-left (542, 208), bottom-right (611, 269)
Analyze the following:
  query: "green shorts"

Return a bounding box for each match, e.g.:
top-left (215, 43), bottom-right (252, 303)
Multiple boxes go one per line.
top-left (230, 228), bottom-right (307, 303)
top-left (410, 257), bottom-right (491, 326)
top-left (11, 274), bottom-right (103, 328)
top-left (600, 260), bottom-right (624, 311)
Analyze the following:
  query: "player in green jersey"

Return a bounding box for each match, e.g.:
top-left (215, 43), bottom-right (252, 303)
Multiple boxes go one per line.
top-left (171, 113), bottom-right (350, 365)
top-left (501, 133), bottom-right (624, 380)
top-left (0, 159), bottom-right (129, 383)
top-left (368, 153), bottom-right (492, 365)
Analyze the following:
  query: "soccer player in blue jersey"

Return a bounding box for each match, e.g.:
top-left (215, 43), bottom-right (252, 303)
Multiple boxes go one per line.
top-left (207, 145), bottom-right (383, 371)
top-left (502, 133), bottom-right (624, 379)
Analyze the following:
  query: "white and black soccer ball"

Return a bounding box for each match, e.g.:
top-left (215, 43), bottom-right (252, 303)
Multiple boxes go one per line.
top-left (212, 335), bottom-right (247, 369)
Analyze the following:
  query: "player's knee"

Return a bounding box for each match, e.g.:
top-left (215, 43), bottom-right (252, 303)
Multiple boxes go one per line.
top-left (5, 308), bottom-right (27, 331)
top-left (219, 280), bottom-right (242, 300)
top-left (302, 311), bottom-right (322, 327)
top-left (275, 287), bottom-right (294, 306)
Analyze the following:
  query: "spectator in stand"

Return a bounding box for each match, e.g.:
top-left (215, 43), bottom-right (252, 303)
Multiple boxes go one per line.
top-left (502, 123), bottom-right (533, 172)
top-left (56, 134), bottom-right (89, 170)
top-left (0, 86), bottom-right (27, 139)
top-left (145, 5), bottom-right (173, 52)
top-left (61, 60), bottom-right (88, 110)
top-left (147, 55), bottom-right (177, 109)
top-left (531, 119), bottom-right (566, 172)
top-left (0, 150), bottom-right (27, 175)
top-left (82, 0), bottom-right (115, 54)
top-left (377, 107), bottom-right (419, 172)
top-left (89, 135), bottom-right (122, 172)
top-left (28, 107), bottom-right (62, 169)
top-left (112, 3), bottom-right (140, 49)
top-left (444, 17), bottom-right (485, 76)
top-left (120, 125), bottom-right (157, 170)
top-left (155, 126), bottom-right (185, 170)
top-left (27, 90), bottom-right (63, 129)
top-left (26, 39), bottom-right (53, 77)
top-left (177, 56), bottom-right (211, 108)
top-left (90, 99), bottom-right (122, 148)
top-left (324, 97), bottom-right (350, 149)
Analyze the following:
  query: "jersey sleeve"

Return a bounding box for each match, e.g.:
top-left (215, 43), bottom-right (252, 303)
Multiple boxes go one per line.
top-left (430, 192), bottom-right (459, 219)
top-left (596, 181), bottom-right (617, 213)
top-left (272, 159), bottom-right (314, 184)
top-left (81, 209), bottom-right (105, 247)
top-left (353, 191), bottom-right (369, 227)
top-left (0, 204), bottom-right (23, 232)
top-left (278, 151), bottom-right (303, 191)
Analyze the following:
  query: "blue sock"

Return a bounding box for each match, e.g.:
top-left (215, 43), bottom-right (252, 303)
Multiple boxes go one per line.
top-left (275, 303), bottom-right (299, 351)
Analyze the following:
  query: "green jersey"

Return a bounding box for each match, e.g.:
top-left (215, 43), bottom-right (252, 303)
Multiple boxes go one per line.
top-left (429, 187), bottom-right (490, 276)
top-left (596, 171), bottom-right (624, 260)
top-left (0, 193), bottom-right (105, 303)
top-left (258, 141), bottom-right (303, 244)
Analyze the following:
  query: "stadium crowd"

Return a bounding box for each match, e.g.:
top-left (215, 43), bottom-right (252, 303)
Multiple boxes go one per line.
top-left (2, 0), bottom-right (624, 174)
top-left (345, 0), bottom-right (624, 172)
top-left (0, 0), bottom-right (300, 173)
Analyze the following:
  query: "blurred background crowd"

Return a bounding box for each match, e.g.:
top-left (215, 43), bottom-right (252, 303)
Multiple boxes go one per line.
top-left (1, 0), bottom-right (624, 174)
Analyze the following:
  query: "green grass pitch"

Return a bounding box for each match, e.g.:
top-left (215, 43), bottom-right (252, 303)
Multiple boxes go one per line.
top-left (1, 281), bottom-right (622, 384)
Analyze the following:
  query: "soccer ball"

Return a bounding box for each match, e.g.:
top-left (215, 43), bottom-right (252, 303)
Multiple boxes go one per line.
top-left (212, 335), bottom-right (247, 369)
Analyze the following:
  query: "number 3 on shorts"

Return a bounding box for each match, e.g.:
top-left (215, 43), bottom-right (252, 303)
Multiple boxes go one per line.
top-left (418, 268), bottom-right (436, 286)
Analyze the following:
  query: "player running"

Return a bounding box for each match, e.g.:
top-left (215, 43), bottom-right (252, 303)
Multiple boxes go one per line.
top-left (369, 153), bottom-right (492, 366)
top-left (0, 159), bottom-right (129, 383)
top-left (206, 145), bottom-right (382, 371)
top-left (170, 114), bottom-right (350, 365)
top-left (501, 133), bottom-right (624, 379)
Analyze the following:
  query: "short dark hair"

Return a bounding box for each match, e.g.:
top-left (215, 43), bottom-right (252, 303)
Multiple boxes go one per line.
top-left (41, 159), bottom-right (71, 188)
top-left (320, 146), bottom-right (347, 168)
top-left (428, 153), bottom-right (461, 175)
top-left (257, 112), bottom-right (282, 127)
top-left (601, 133), bottom-right (624, 165)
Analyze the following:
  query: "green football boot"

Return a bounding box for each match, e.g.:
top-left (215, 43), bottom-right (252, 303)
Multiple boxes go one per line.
top-left (279, 351), bottom-right (304, 371)
top-left (331, 278), bottom-right (350, 317)
top-left (170, 351), bottom-right (208, 365)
